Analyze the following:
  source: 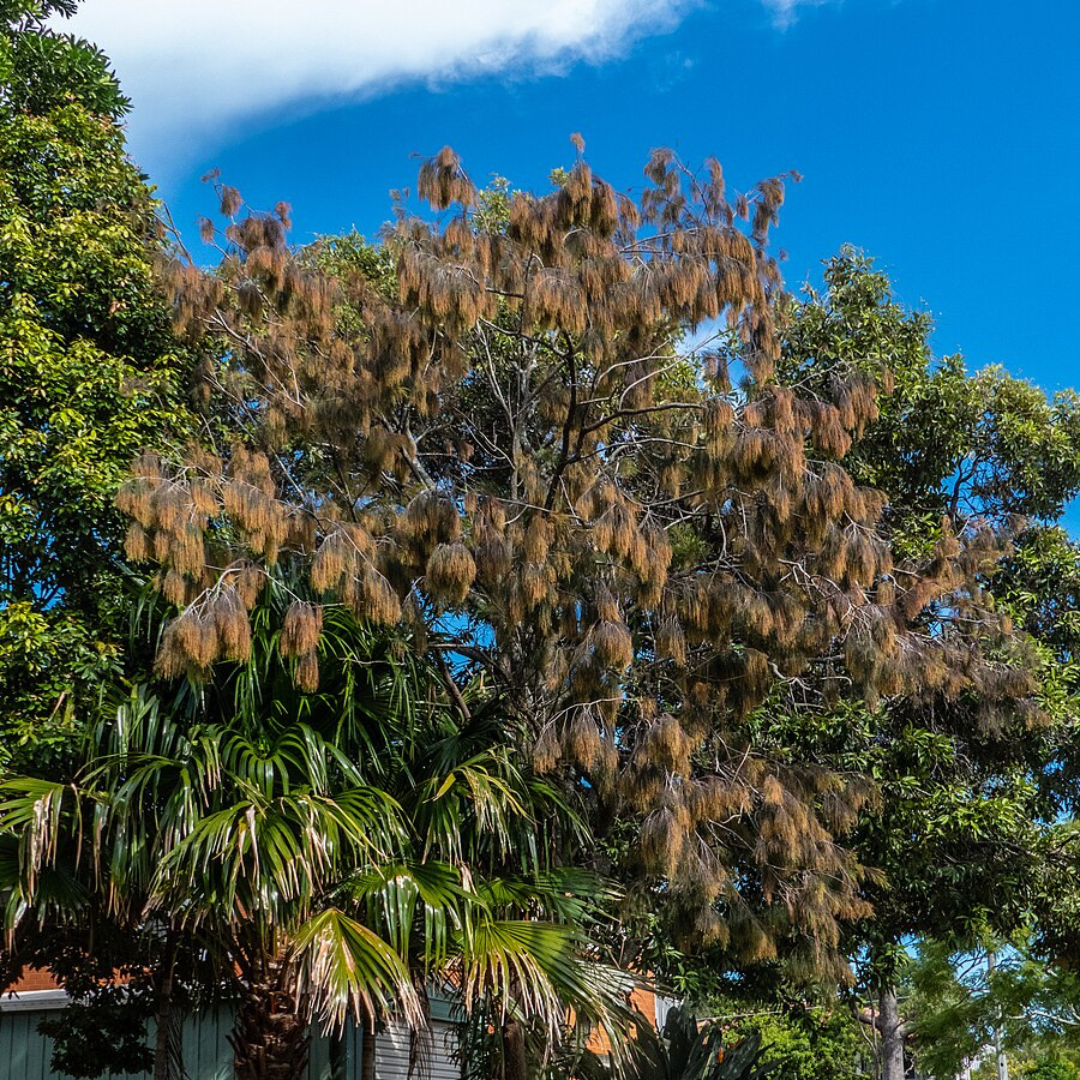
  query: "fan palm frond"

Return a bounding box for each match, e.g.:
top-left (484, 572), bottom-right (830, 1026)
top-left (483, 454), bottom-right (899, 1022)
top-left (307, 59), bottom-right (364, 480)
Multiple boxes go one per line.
top-left (291, 907), bottom-right (421, 1030)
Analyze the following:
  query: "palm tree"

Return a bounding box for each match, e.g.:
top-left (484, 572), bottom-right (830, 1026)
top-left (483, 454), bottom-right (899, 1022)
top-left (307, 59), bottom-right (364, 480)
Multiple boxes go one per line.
top-left (1, 595), bottom-right (416, 1080)
top-left (1, 581), bottom-right (639, 1080)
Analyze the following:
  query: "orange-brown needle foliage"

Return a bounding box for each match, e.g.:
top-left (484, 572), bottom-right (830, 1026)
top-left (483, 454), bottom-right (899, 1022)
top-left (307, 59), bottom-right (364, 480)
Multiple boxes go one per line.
top-left (122, 147), bottom-right (1038, 976)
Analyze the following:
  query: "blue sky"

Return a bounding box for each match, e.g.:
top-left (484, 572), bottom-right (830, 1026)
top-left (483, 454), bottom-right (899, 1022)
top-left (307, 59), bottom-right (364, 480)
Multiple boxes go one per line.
top-left (67, 0), bottom-right (1079, 394)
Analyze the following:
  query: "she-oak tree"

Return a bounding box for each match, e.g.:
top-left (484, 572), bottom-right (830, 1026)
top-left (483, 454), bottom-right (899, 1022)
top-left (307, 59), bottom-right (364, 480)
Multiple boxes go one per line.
top-left (123, 145), bottom-right (1040, 980)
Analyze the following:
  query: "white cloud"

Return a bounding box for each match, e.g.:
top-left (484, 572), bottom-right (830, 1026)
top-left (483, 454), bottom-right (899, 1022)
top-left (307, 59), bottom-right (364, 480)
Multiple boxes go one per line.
top-left (59, 0), bottom-right (835, 166)
top-left (58, 0), bottom-right (696, 165)
top-left (761, 0), bottom-right (829, 28)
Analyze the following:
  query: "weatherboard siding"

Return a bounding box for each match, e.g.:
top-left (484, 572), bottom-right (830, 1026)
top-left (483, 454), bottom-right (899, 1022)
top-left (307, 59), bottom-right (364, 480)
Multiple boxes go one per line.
top-left (376, 1020), bottom-right (461, 1080)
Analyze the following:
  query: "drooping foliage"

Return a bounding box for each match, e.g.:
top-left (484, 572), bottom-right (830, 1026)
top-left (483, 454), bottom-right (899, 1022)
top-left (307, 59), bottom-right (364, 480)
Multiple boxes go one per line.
top-left (119, 152), bottom-right (1040, 983)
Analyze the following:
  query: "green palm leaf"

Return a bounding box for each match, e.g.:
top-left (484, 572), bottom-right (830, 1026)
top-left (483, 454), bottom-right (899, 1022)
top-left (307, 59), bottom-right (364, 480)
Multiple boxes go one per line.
top-left (291, 907), bottom-right (420, 1030)
top-left (455, 919), bottom-right (637, 1038)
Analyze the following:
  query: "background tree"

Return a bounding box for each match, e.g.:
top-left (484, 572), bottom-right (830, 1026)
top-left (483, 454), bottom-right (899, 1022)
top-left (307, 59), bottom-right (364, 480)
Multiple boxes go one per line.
top-left (758, 249), bottom-right (1080, 1078)
top-left (904, 936), bottom-right (1080, 1080)
top-left (0, 0), bottom-right (193, 772)
top-left (728, 1003), bottom-right (867, 1079)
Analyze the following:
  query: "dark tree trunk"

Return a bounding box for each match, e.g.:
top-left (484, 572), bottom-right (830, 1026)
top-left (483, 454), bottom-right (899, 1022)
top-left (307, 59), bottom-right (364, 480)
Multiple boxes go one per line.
top-left (360, 1009), bottom-right (377, 1080)
top-left (329, 1031), bottom-right (347, 1080)
top-left (878, 985), bottom-right (906, 1080)
top-left (502, 1018), bottom-right (527, 1080)
top-left (153, 932), bottom-right (178, 1080)
top-left (229, 959), bottom-right (310, 1080)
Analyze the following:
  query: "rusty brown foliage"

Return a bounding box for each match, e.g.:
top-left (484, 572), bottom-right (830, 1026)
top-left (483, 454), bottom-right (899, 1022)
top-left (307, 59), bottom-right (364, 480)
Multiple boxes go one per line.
top-left (127, 149), bottom-right (1037, 976)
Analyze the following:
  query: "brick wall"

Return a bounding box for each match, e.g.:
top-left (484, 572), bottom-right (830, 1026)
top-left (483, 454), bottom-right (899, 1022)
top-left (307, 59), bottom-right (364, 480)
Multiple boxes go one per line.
top-left (584, 983), bottom-right (659, 1054)
top-left (6, 968), bottom-right (60, 993)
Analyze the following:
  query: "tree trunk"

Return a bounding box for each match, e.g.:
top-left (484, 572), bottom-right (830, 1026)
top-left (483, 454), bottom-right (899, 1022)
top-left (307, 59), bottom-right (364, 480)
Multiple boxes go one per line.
top-left (360, 1010), bottom-right (377, 1080)
top-left (502, 1018), bottom-right (527, 1080)
top-left (878, 985), bottom-right (906, 1080)
top-left (229, 958), bottom-right (311, 1080)
top-left (153, 932), bottom-right (178, 1080)
top-left (987, 952), bottom-right (1009, 1080)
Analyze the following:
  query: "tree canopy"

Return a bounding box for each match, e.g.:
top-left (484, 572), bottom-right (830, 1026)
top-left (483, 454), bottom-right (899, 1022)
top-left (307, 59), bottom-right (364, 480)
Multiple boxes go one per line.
top-left (117, 155), bottom-right (1045, 993)
top-left (0, 0), bottom-right (193, 770)
top-left (3, 9), bottom-right (1080, 1077)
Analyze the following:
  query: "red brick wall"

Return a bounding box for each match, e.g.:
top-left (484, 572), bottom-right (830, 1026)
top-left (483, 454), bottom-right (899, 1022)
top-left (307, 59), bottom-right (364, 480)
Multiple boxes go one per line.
top-left (584, 983), bottom-right (658, 1054)
top-left (7, 967), bottom-right (60, 992)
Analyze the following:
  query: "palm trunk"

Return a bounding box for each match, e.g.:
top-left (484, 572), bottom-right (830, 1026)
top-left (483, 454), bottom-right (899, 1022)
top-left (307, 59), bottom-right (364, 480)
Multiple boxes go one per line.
top-left (502, 1018), bottom-right (527, 1080)
top-left (229, 956), bottom-right (311, 1080)
top-left (878, 985), bottom-right (905, 1080)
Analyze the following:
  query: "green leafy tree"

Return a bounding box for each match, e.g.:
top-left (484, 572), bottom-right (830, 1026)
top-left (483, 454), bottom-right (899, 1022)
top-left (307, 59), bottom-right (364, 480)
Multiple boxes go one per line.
top-left (0, 0), bottom-right (192, 770)
top-left (729, 1006), bottom-right (866, 1079)
top-left (904, 937), bottom-right (1080, 1080)
top-left (760, 249), bottom-right (1080, 1079)
top-left (1020, 1059), bottom-right (1080, 1080)
top-left (778, 249), bottom-right (1080, 528)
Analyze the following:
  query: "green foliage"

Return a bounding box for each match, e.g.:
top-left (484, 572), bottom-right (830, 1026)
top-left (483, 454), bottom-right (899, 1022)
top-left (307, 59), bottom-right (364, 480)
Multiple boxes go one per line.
top-left (0, 602), bottom-right (121, 769)
top-left (0, 2), bottom-right (129, 119)
top-left (729, 1008), bottom-right (865, 1080)
top-left (0, 3), bottom-right (192, 768)
top-left (905, 937), bottom-right (1080, 1079)
top-left (37, 990), bottom-right (155, 1079)
top-left (1019, 1058), bottom-right (1080, 1080)
top-left (472, 175), bottom-right (514, 233)
top-left (779, 248), bottom-right (1080, 529)
top-left (300, 228), bottom-right (396, 298)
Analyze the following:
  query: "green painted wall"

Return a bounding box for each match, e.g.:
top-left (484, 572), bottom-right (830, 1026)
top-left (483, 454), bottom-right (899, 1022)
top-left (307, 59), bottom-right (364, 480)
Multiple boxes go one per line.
top-left (0, 1007), bottom-right (351, 1080)
top-left (0, 991), bottom-right (461, 1080)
